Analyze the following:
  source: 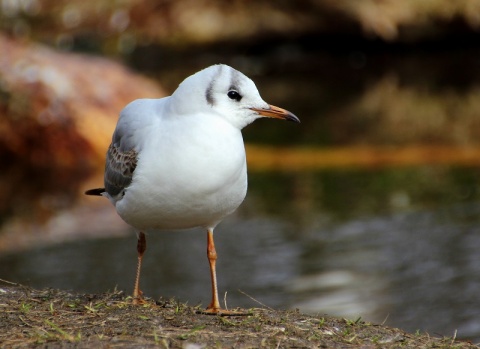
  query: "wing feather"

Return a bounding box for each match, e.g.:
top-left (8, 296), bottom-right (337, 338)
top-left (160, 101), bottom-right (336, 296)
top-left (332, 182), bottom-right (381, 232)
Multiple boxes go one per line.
top-left (86, 98), bottom-right (158, 199)
top-left (104, 143), bottom-right (138, 197)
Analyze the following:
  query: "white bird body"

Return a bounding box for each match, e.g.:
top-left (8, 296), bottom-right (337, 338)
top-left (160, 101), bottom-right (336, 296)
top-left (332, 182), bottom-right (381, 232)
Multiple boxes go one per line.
top-left (86, 64), bottom-right (299, 312)
top-left (113, 98), bottom-right (247, 231)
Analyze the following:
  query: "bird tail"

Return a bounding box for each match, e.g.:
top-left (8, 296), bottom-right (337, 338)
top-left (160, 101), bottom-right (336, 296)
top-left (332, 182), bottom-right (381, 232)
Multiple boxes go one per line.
top-left (85, 188), bottom-right (106, 196)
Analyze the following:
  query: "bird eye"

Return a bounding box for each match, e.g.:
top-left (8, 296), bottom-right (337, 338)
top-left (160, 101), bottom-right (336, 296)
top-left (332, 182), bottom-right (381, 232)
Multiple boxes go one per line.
top-left (227, 90), bottom-right (242, 101)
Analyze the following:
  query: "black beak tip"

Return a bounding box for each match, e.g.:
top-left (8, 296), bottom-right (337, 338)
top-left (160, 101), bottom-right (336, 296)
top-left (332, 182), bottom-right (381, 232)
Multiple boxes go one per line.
top-left (287, 113), bottom-right (301, 123)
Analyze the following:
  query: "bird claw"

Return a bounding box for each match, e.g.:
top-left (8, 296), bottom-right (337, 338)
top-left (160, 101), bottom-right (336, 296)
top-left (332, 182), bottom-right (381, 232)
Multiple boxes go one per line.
top-left (132, 289), bottom-right (146, 305)
top-left (132, 297), bottom-right (147, 305)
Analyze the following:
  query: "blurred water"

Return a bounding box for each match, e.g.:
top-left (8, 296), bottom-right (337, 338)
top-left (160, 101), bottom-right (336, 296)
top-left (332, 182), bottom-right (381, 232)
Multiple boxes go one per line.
top-left (1, 167), bottom-right (480, 342)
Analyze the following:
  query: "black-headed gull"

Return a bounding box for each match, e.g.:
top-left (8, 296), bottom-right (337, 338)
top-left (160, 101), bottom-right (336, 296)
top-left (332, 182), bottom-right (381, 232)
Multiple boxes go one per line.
top-left (86, 64), bottom-right (299, 314)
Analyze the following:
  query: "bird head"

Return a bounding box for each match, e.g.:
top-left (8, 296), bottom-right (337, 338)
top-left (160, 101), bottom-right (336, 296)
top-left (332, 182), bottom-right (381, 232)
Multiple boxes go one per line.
top-left (171, 64), bottom-right (299, 129)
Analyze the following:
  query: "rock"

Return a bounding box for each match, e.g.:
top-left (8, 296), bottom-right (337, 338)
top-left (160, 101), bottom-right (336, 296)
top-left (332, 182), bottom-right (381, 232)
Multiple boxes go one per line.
top-left (0, 34), bottom-right (165, 224)
top-left (0, 34), bottom-right (165, 169)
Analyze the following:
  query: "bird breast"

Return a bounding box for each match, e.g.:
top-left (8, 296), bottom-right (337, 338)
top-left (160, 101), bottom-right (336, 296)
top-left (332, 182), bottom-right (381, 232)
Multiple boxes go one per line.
top-left (115, 113), bottom-right (248, 231)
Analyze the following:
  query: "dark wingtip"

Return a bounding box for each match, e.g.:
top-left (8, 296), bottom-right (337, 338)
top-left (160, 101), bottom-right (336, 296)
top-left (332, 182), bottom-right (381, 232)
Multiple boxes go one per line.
top-left (85, 188), bottom-right (105, 196)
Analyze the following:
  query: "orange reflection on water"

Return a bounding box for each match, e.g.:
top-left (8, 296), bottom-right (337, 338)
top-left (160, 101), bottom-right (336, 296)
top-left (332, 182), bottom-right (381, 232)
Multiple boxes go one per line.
top-left (246, 144), bottom-right (480, 171)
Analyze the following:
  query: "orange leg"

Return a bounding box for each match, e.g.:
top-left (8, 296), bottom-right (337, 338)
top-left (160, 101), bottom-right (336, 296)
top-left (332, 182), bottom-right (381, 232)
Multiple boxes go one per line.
top-left (206, 228), bottom-right (221, 312)
top-left (132, 231), bottom-right (146, 304)
top-left (201, 228), bottom-right (250, 316)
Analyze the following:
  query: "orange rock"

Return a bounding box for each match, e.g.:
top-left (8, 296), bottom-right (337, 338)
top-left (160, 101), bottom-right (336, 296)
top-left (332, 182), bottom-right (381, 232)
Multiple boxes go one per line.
top-left (0, 34), bottom-right (165, 227)
top-left (0, 34), bottom-right (165, 171)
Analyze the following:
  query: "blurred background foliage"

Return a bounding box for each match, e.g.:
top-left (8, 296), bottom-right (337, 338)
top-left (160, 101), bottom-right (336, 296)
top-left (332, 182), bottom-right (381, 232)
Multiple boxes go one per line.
top-left (2, 0), bottom-right (480, 46)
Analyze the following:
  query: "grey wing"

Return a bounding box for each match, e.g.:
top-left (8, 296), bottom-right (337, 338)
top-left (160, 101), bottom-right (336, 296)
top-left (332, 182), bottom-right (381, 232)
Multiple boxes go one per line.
top-left (104, 142), bottom-right (138, 198)
top-left (103, 98), bottom-right (159, 197)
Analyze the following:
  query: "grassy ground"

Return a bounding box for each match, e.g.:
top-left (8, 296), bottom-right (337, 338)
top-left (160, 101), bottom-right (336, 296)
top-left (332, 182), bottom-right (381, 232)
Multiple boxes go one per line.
top-left (0, 279), bottom-right (477, 349)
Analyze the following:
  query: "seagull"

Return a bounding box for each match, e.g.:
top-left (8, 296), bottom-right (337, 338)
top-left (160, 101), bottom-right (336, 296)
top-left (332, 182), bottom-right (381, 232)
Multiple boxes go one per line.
top-left (85, 64), bottom-right (299, 314)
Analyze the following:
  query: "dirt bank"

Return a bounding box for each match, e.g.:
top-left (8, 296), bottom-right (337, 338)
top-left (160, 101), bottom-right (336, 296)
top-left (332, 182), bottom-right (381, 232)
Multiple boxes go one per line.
top-left (0, 279), bottom-right (476, 348)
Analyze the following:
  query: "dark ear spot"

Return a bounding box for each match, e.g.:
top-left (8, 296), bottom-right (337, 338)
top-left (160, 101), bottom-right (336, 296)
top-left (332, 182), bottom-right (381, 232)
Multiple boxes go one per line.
top-left (206, 83), bottom-right (214, 106)
top-left (205, 65), bottom-right (224, 107)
